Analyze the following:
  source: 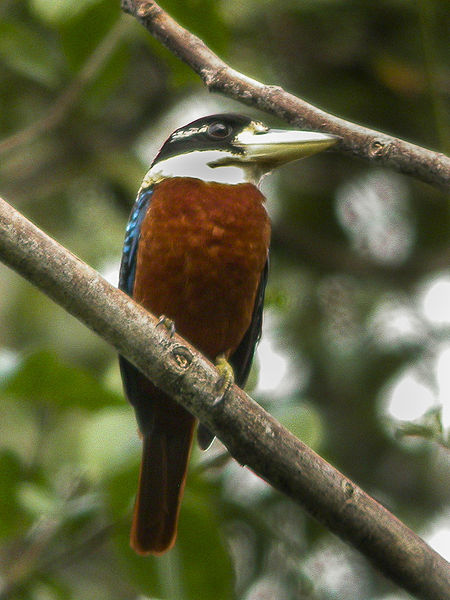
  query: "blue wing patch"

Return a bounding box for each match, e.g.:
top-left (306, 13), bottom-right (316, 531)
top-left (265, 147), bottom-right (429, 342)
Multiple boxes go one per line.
top-left (119, 187), bottom-right (153, 296)
top-left (118, 186), bottom-right (154, 429)
top-left (230, 258), bottom-right (268, 387)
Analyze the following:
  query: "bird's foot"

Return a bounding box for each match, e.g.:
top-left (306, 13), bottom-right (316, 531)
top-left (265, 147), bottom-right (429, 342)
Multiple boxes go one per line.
top-left (156, 315), bottom-right (176, 338)
top-left (213, 355), bottom-right (234, 406)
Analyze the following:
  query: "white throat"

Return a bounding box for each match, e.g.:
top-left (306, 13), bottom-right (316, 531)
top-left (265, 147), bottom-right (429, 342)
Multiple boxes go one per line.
top-left (141, 150), bottom-right (265, 188)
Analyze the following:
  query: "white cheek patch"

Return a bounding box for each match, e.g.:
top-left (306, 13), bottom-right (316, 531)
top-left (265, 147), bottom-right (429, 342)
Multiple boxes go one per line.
top-left (142, 150), bottom-right (264, 187)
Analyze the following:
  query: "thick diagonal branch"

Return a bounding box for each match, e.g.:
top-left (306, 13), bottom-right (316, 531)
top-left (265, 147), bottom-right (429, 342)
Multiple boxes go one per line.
top-left (121, 0), bottom-right (450, 190)
top-left (0, 197), bottom-right (449, 599)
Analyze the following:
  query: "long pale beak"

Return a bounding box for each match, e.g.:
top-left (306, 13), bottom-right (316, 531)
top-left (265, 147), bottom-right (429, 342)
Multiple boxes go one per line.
top-left (235, 128), bottom-right (338, 168)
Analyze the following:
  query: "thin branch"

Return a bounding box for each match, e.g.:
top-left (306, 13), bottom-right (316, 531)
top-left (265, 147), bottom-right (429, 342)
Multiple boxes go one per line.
top-left (0, 520), bottom-right (117, 600)
top-left (0, 197), bottom-right (449, 600)
top-left (0, 477), bottom-right (91, 599)
top-left (0, 17), bottom-right (129, 156)
top-left (121, 0), bottom-right (450, 191)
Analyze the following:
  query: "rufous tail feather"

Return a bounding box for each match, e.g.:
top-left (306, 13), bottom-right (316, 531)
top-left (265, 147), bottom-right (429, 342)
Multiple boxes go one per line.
top-left (130, 418), bottom-right (195, 555)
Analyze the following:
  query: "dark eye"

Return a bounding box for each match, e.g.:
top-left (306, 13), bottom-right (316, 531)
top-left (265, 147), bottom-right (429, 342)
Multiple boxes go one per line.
top-left (207, 122), bottom-right (233, 139)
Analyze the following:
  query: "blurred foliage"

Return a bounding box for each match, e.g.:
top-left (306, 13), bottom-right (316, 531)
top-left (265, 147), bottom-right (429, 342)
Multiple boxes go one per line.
top-left (0, 0), bottom-right (449, 599)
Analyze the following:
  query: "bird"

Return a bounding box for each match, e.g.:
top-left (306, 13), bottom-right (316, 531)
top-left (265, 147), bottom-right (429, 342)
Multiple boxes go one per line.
top-left (118, 113), bottom-right (337, 555)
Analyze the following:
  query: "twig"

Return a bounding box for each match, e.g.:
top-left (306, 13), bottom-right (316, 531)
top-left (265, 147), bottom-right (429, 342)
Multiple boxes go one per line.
top-left (0, 521), bottom-right (117, 600)
top-left (0, 477), bottom-right (91, 599)
top-left (121, 0), bottom-right (450, 191)
top-left (0, 17), bottom-right (129, 156)
top-left (0, 197), bottom-right (448, 600)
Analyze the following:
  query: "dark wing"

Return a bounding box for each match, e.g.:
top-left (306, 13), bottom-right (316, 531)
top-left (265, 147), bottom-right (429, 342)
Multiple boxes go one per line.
top-left (119, 187), bottom-right (153, 295)
top-left (230, 258), bottom-right (269, 387)
top-left (197, 259), bottom-right (269, 450)
top-left (118, 187), bottom-right (153, 429)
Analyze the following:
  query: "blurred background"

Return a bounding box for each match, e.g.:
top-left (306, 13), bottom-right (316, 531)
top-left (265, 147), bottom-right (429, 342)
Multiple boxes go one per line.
top-left (0, 1), bottom-right (449, 599)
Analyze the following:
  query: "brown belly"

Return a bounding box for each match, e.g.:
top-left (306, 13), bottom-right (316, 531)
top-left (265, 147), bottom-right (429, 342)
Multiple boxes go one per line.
top-left (133, 177), bottom-right (271, 360)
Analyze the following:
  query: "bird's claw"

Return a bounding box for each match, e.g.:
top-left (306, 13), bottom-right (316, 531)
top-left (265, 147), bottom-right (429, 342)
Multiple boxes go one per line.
top-left (213, 355), bottom-right (234, 406)
top-left (156, 315), bottom-right (176, 338)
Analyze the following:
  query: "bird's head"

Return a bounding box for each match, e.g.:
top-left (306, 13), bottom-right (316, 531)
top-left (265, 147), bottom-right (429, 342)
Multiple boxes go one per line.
top-left (142, 113), bottom-right (338, 188)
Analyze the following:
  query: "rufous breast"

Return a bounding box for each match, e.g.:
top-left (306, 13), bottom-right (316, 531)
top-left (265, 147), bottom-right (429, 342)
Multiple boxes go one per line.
top-left (133, 177), bottom-right (271, 359)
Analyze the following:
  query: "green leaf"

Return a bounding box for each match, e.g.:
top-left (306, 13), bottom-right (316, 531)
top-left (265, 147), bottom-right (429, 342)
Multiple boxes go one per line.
top-left (78, 407), bottom-right (138, 481)
top-left (0, 450), bottom-right (30, 538)
top-left (140, 0), bottom-right (230, 89)
top-left (58, 1), bottom-right (121, 72)
top-left (82, 42), bottom-right (130, 108)
top-left (177, 477), bottom-right (234, 600)
top-left (0, 22), bottom-right (62, 86)
top-left (395, 406), bottom-right (447, 447)
top-left (2, 349), bottom-right (122, 411)
top-left (273, 401), bottom-right (324, 450)
top-left (160, 0), bottom-right (229, 55)
top-left (18, 481), bottom-right (61, 517)
top-left (28, 0), bottom-right (105, 26)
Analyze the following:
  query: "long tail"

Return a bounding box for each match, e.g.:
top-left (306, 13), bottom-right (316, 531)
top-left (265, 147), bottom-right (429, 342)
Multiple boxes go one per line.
top-left (130, 414), bottom-right (195, 555)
